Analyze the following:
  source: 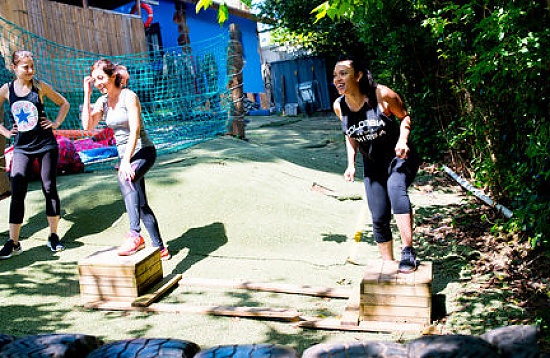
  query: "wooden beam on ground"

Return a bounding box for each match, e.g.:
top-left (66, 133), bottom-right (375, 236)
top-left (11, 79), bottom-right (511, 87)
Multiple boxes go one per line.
top-left (132, 274), bottom-right (182, 307)
top-left (83, 301), bottom-right (303, 322)
top-left (297, 317), bottom-right (424, 333)
top-left (340, 289), bottom-right (361, 326)
top-left (179, 277), bottom-right (351, 299)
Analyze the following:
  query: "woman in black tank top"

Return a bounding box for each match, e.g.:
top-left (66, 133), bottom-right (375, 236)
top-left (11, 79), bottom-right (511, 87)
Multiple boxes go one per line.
top-left (333, 55), bottom-right (420, 273)
top-left (0, 50), bottom-right (70, 259)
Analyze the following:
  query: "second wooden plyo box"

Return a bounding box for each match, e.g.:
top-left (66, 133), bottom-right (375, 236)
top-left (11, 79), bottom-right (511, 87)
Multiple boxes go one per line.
top-left (360, 260), bottom-right (433, 325)
top-left (78, 247), bottom-right (163, 303)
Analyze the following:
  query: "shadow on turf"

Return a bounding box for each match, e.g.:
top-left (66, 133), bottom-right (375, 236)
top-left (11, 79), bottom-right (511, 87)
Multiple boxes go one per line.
top-left (166, 222), bottom-right (228, 274)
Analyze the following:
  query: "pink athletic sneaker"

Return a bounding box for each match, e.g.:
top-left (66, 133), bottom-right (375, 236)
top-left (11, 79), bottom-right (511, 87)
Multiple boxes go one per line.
top-left (118, 234), bottom-right (145, 256)
top-left (159, 247), bottom-right (171, 261)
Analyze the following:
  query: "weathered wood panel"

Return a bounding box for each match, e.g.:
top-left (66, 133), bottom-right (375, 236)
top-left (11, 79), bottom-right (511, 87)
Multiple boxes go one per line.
top-left (0, 0), bottom-right (147, 56)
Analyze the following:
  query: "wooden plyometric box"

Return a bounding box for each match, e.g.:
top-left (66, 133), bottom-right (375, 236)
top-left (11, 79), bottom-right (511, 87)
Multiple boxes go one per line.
top-left (360, 260), bottom-right (432, 325)
top-left (78, 247), bottom-right (162, 302)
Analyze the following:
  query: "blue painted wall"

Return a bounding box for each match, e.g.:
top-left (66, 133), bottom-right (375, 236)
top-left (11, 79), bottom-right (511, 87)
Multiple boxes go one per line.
top-left (117, 1), bottom-right (263, 93)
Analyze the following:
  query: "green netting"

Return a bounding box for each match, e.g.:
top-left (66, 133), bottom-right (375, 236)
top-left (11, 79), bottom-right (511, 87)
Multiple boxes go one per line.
top-left (0, 15), bottom-right (232, 172)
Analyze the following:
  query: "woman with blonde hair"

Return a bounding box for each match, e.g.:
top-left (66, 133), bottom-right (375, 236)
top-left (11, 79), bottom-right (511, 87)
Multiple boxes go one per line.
top-left (0, 50), bottom-right (70, 259)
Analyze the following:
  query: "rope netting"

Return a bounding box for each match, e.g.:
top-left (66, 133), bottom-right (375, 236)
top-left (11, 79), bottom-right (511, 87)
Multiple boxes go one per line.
top-left (0, 15), bottom-right (232, 172)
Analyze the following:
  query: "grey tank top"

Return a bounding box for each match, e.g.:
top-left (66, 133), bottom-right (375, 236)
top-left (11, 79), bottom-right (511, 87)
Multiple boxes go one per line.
top-left (94, 89), bottom-right (153, 158)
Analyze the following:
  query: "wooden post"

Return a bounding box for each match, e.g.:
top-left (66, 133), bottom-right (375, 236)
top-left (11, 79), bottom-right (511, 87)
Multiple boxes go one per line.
top-left (227, 23), bottom-right (245, 139)
top-left (174, 0), bottom-right (191, 52)
top-left (0, 133), bottom-right (10, 199)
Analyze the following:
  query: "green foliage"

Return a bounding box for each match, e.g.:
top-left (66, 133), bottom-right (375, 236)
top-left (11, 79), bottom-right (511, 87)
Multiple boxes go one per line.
top-left (419, 1), bottom-right (549, 248)
top-left (258, 0), bottom-right (362, 57)
top-left (196, 0), bottom-right (252, 24)
top-left (307, 0), bottom-right (550, 250)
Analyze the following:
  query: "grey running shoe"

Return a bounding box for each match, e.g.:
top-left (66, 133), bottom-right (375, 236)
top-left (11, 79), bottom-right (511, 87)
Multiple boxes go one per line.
top-left (47, 233), bottom-right (65, 252)
top-left (398, 246), bottom-right (419, 273)
top-left (0, 239), bottom-right (22, 259)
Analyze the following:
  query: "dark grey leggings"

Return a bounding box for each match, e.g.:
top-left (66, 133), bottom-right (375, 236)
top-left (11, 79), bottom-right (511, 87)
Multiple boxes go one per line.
top-left (10, 148), bottom-right (60, 224)
top-left (118, 146), bottom-right (164, 249)
top-left (363, 156), bottom-right (419, 243)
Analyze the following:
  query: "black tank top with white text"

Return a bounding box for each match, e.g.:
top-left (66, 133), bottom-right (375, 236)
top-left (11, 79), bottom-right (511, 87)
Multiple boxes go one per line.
top-left (9, 81), bottom-right (57, 154)
top-left (338, 95), bottom-right (400, 163)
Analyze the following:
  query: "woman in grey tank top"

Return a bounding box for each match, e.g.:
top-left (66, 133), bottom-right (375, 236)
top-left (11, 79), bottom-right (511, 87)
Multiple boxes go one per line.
top-left (81, 59), bottom-right (170, 260)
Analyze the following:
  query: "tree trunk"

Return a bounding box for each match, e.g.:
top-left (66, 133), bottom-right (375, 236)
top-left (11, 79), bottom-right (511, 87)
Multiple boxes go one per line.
top-left (227, 23), bottom-right (245, 139)
top-left (174, 0), bottom-right (191, 52)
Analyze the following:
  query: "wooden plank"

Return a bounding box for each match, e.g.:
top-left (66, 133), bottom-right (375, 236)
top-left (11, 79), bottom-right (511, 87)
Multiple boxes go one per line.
top-left (79, 246), bottom-right (159, 267)
top-left (362, 260), bottom-right (433, 285)
top-left (362, 283), bottom-right (431, 297)
top-left (361, 304), bottom-right (430, 320)
top-left (82, 301), bottom-right (303, 322)
top-left (18, 0), bottom-right (30, 31)
top-left (80, 271), bottom-right (162, 301)
top-left (297, 317), bottom-right (424, 333)
top-left (340, 302), bottom-right (360, 326)
top-left (340, 286), bottom-right (360, 326)
top-left (79, 267), bottom-right (163, 297)
top-left (132, 274), bottom-right (183, 307)
top-left (79, 261), bottom-right (162, 287)
top-left (360, 314), bottom-right (429, 325)
top-left (79, 256), bottom-right (161, 280)
top-left (107, 15), bottom-right (117, 55)
top-left (179, 277), bottom-right (351, 299)
top-left (410, 261), bottom-right (433, 285)
top-left (90, 11), bottom-right (101, 54)
top-left (361, 260), bottom-right (433, 295)
top-left (71, 6), bottom-right (84, 51)
top-left (361, 293), bottom-right (430, 307)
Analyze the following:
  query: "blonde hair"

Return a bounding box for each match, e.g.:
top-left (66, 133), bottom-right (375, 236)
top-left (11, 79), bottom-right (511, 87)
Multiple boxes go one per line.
top-left (12, 50), bottom-right (33, 65)
top-left (11, 50), bottom-right (40, 91)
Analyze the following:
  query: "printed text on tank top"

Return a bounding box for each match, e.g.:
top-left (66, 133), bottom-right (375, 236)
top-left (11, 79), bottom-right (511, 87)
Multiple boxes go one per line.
top-left (343, 101), bottom-right (390, 143)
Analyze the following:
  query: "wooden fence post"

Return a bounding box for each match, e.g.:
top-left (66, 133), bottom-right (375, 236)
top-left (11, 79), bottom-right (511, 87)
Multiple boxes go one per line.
top-left (227, 23), bottom-right (245, 139)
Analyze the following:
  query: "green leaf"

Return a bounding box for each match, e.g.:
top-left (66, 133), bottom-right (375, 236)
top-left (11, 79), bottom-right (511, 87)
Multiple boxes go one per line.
top-left (311, 2), bottom-right (330, 23)
top-left (196, 0), bottom-right (213, 13)
top-left (218, 4), bottom-right (229, 24)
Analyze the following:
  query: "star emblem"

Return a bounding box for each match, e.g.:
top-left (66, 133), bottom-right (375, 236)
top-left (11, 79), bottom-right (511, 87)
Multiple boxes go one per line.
top-left (16, 108), bottom-right (31, 125)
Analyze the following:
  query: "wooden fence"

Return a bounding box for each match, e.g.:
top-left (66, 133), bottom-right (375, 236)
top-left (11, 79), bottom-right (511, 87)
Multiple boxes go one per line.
top-left (0, 0), bottom-right (147, 56)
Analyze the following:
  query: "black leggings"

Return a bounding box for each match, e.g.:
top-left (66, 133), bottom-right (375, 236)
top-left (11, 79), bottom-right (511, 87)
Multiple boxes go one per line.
top-left (118, 146), bottom-right (164, 249)
top-left (363, 156), bottom-right (419, 243)
top-left (10, 148), bottom-right (60, 224)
